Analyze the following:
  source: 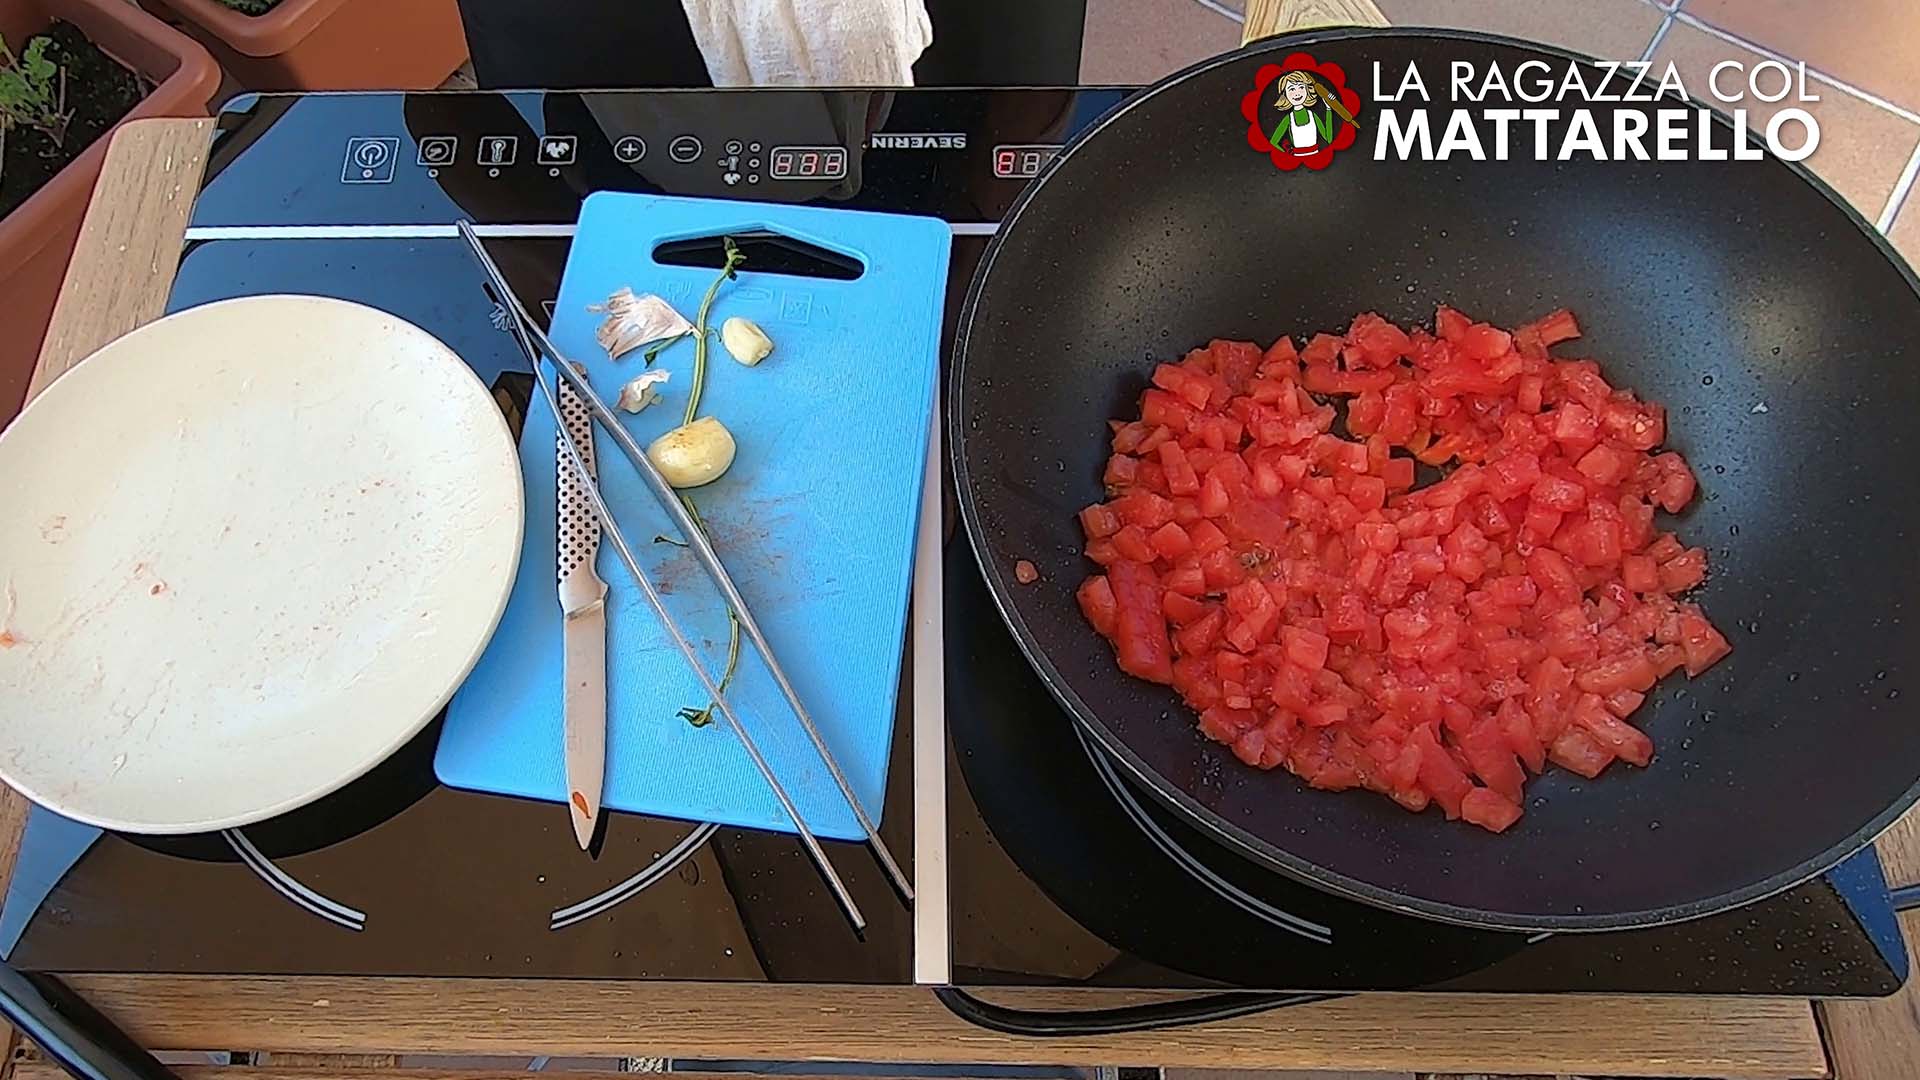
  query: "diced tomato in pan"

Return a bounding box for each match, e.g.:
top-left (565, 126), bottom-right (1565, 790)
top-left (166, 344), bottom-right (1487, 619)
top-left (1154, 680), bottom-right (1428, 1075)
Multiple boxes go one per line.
top-left (1072, 308), bottom-right (1725, 834)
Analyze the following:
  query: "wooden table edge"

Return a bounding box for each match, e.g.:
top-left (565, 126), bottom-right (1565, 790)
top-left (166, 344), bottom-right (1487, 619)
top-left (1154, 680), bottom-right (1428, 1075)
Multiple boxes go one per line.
top-left (48, 976), bottom-right (1834, 1077)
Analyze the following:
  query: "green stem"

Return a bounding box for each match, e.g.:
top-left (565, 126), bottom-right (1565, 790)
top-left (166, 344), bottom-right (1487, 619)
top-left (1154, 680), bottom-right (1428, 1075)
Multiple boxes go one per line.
top-left (674, 496), bottom-right (743, 728)
top-left (683, 238), bottom-right (744, 427)
top-left (673, 237), bottom-right (745, 728)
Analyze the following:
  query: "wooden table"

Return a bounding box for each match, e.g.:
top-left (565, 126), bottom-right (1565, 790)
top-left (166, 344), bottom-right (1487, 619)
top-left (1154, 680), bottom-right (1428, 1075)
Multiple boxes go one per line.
top-left (0, 3), bottom-right (1915, 1078)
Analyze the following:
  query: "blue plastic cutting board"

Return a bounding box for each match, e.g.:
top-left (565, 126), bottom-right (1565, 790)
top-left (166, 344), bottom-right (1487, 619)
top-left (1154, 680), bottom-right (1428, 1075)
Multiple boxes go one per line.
top-left (437, 193), bottom-right (951, 838)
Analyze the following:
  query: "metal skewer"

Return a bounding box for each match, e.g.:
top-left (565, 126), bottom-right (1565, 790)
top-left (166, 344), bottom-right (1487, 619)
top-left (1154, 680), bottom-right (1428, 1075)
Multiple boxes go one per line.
top-left (459, 223), bottom-right (867, 932)
top-left (458, 220), bottom-right (913, 904)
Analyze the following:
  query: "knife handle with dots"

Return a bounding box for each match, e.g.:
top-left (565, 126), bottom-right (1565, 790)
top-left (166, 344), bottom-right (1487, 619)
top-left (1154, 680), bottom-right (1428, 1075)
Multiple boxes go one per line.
top-left (556, 374), bottom-right (606, 613)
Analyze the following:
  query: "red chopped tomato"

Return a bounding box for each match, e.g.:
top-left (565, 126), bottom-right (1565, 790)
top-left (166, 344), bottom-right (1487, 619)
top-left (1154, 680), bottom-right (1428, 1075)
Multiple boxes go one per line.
top-left (1148, 522), bottom-right (1193, 561)
top-left (1548, 728), bottom-right (1614, 778)
top-left (1620, 553), bottom-right (1659, 594)
top-left (1461, 787), bottom-right (1523, 832)
top-left (1572, 692), bottom-right (1654, 767)
top-left (1076, 576), bottom-right (1117, 636)
top-left (1281, 625), bottom-right (1331, 671)
top-left (1304, 364), bottom-right (1398, 395)
top-left (1575, 443), bottom-right (1632, 486)
top-left (1111, 525), bottom-right (1155, 564)
top-left (1650, 452), bottom-right (1697, 513)
top-left (1457, 323), bottom-right (1513, 362)
top-left (1575, 650), bottom-right (1658, 696)
top-left (1161, 590), bottom-right (1209, 624)
top-left (1523, 307), bottom-right (1581, 347)
top-left (1676, 605), bottom-right (1732, 676)
top-left (1107, 560), bottom-right (1174, 684)
top-left (1531, 471), bottom-right (1587, 512)
top-left (1658, 547), bottom-right (1708, 594)
top-left (1073, 307), bottom-right (1726, 833)
top-left (1164, 562), bottom-right (1206, 597)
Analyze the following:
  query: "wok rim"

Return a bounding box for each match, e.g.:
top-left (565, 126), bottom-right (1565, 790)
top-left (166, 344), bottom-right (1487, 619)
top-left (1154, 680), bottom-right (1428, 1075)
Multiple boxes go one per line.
top-left (949, 25), bottom-right (1920, 931)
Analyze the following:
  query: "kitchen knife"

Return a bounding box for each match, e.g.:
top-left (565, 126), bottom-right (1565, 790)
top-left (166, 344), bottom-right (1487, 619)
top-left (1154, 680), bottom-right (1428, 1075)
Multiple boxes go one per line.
top-left (555, 369), bottom-right (607, 850)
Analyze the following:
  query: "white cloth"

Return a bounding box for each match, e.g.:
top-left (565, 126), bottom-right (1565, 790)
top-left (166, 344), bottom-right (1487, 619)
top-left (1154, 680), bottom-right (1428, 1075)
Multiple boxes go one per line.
top-left (677, 0), bottom-right (933, 86)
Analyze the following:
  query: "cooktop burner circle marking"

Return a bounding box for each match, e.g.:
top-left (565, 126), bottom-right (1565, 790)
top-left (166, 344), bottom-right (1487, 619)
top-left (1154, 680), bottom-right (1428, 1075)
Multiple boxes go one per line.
top-left (223, 829), bottom-right (367, 931)
top-left (550, 822), bottom-right (719, 930)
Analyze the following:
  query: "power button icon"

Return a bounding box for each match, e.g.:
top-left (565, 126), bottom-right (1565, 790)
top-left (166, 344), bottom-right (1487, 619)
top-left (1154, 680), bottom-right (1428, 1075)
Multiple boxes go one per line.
top-left (342, 137), bottom-right (399, 183)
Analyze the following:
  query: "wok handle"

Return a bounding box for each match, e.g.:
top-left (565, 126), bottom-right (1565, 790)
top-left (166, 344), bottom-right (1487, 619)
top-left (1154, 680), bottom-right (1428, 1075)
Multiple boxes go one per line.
top-left (0, 963), bottom-right (177, 1080)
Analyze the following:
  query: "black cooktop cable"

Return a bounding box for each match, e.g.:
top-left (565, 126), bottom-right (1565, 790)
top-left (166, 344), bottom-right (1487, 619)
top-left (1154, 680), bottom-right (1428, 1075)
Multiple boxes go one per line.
top-left (933, 986), bottom-right (1345, 1036)
top-left (937, 874), bottom-right (1920, 1032)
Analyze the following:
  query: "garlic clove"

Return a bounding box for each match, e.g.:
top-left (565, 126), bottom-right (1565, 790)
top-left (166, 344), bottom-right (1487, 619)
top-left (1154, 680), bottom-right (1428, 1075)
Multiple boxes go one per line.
top-left (647, 416), bottom-right (737, 488)
top-left (590, 288), bottom-right (693, 360)
top-left (720, 316), bottom-right (774, 366)
top-left (615, 369), bottom-right (670, 414)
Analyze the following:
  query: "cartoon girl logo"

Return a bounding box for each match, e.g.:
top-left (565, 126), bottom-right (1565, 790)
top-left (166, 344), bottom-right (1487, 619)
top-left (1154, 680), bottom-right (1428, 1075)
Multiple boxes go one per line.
top-left (1241, 54), bottom-right (1362, 171)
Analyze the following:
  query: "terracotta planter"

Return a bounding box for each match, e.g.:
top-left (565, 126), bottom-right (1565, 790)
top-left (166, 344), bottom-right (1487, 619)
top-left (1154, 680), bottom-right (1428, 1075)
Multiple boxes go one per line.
top-left (138, 0), bottom-right (466, 91)
top-left (0, 0), bottom-right (220, 427)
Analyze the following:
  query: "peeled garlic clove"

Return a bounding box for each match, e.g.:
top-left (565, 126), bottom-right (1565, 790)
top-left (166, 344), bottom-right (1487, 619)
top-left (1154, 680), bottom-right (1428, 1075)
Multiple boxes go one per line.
top-left (615, 369), bottom-right (670, 413)
top-left (590, 287), bottom-right (693, 360)
top-left (647, 416), bottom-right (736, 488)
top-left (721, 316), bottom-right (773, 366)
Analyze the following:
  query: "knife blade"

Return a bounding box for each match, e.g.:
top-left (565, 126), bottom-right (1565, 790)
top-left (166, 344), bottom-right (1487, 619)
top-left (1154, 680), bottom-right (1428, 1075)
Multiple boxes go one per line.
top-left (555, 368), bottom-right (607, 850)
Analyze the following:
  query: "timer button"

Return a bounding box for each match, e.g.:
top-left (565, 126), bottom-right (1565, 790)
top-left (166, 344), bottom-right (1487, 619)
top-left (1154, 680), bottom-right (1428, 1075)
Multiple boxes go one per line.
top-left (669, 135), bottom-right (704, 163)
top-left (417, 135), bottom-right (457, 166)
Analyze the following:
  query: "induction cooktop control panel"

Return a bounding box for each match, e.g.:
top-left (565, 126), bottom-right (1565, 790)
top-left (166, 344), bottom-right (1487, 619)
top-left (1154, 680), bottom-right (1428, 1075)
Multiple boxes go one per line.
top-left (196, 89), bottom-right (1135, 229)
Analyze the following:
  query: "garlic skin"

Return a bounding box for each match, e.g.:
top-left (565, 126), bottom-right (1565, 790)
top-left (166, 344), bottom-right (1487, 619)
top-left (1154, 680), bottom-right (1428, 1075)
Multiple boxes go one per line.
top-left (589, 288), bottom-right (693, 360)
top-left (615, 369), bottom-right (670, 414)
top-left (647, 417), bottom-right (737, 488)
top-left (721, 317), bottom-right (774, 366)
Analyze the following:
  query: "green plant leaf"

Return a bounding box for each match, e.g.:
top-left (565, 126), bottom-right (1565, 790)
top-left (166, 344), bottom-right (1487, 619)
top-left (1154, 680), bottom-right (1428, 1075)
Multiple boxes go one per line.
top-left (20, 38), bottom-right (54, 84)
top-left (0, 30), bottom-right (65, 138)
top-left (641, 329), bottom-right (689, 367)
top-left (675, 705), bottom-right (716, 728)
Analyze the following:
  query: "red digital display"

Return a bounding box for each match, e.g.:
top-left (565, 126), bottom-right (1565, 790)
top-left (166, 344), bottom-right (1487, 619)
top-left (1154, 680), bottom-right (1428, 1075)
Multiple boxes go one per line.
top-left (770, 145), bottom-right (848, 180)
top-left (992, 144), bottom-right (1060, 179)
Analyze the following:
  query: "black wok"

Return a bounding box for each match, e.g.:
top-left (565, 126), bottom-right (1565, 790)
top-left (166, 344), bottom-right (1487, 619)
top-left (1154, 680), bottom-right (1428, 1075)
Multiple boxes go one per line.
top-left (952, 28), bottom-right (1920, 931)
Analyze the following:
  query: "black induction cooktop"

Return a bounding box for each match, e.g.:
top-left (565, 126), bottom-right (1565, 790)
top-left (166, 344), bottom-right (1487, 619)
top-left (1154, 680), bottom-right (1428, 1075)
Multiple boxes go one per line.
top-left (0, 90), bottom-right (1907, 998)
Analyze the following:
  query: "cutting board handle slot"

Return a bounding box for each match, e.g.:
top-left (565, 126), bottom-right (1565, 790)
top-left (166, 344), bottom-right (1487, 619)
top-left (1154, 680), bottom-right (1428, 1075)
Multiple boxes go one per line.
top-left (652, 228), bottom-right (866, 282)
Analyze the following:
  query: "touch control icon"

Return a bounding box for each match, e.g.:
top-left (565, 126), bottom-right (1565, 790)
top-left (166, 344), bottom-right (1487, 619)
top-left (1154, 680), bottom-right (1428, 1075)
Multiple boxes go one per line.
top-left (537, 135), bottom-right (576, 165)
top-left (417, 136), bottom-right (457, 166)
top-left (342, 137), bottom-right (399, 183)
top-left (478, 136), bottom-right (518, 167)
top-left (669, 135), bottom-right (703, 163)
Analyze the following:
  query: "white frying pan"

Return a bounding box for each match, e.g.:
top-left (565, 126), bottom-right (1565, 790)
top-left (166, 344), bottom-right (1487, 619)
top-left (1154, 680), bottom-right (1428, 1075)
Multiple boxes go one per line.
top-left (0, 295), bottom-right (523, 833)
